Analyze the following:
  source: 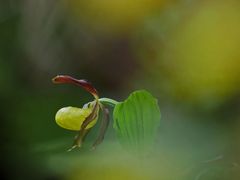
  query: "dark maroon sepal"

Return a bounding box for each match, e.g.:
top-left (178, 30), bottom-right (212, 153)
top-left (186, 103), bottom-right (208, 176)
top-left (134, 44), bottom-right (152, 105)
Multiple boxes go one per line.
top-left (52, 75), bottom-right (99, 98)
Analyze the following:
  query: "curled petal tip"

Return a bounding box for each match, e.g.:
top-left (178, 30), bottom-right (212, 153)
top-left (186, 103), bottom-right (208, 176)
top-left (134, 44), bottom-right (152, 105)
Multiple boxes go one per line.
top-left (52, 76), bottom-right (60, 83)
top-left (52, 75), bottom-right (71, 84)
top-left (67, 144), bottom-right (80, 152)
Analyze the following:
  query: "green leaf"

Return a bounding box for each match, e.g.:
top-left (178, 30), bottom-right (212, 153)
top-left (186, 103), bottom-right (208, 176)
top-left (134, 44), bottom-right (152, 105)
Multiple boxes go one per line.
top-left (113, 90), bottom-right (161, 153)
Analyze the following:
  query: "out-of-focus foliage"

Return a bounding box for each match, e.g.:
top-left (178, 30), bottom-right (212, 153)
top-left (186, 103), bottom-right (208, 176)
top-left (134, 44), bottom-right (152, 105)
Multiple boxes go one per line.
top-left (133, 0), bottom-right (240, 108)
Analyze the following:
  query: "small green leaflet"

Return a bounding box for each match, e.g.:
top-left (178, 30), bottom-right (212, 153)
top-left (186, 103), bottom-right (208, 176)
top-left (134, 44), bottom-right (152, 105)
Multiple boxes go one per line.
top-left (113, 90), bottom-right (161, 153)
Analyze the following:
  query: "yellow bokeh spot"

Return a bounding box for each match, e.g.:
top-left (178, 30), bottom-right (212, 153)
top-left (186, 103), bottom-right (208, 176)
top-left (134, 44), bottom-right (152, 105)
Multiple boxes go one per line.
top-left (64, 0), bottom-right (169, 34)
top-left (164, 0), bottom-right (240, 104)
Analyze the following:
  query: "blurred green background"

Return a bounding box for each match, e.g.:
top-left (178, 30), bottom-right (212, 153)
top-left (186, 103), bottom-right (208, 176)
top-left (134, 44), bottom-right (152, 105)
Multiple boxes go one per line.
top-left (1, 0), bottom-right (240, 179)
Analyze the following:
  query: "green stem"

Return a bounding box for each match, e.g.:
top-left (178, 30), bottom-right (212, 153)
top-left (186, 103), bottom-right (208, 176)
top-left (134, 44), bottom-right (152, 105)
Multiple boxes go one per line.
top-left (99, 98), bottom-right (119, 107)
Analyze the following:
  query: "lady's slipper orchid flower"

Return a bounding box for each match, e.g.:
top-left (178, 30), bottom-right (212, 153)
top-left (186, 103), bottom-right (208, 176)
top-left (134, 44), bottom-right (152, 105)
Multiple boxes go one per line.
top-left (52, 75), bottom-right (161, 154)
top-left (52, 75), bottom-right (113, 151)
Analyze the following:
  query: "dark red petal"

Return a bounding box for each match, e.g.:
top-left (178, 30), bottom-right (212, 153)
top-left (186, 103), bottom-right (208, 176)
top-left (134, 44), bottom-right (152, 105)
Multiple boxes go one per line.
top-left (69, 101), bottom-right (100, 150)
top-left (91, 104), bottom-right (110, 150)
top-left (52, 75), bottom-right (99, 98)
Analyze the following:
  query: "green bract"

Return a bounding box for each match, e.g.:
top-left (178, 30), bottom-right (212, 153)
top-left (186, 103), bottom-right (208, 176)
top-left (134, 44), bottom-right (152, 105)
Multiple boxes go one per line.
top-left (113, 90), bottom-right (161, 152)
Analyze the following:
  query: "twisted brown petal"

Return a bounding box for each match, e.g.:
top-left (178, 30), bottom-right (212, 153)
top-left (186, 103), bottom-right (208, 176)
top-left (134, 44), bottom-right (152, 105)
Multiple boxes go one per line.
top-left (91, 104), bottom-right (110, 150)
top-left (68, 100), bottom-right (100, 151)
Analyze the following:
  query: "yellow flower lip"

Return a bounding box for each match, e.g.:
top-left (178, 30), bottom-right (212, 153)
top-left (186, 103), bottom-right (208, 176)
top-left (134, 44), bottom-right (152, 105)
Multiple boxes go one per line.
top-left (55, 106), bottom-right (98, 131)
